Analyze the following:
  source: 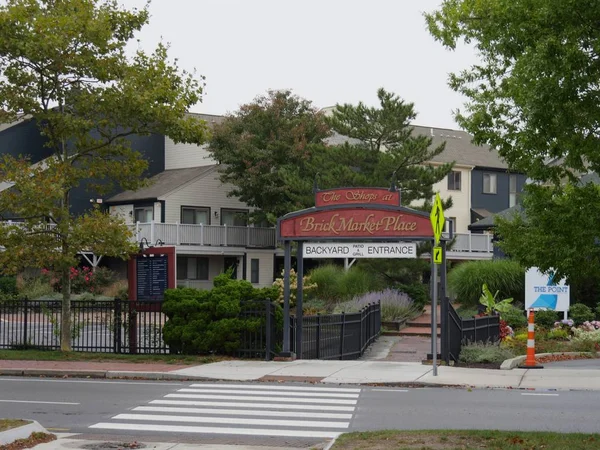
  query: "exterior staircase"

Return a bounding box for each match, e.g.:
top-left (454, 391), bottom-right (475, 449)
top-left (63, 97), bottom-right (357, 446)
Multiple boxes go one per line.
top-left (398, 305), bottom-right (440, 337)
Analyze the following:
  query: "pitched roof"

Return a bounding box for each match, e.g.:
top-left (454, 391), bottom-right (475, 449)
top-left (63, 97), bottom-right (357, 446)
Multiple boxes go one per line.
top-left (106, 165), bottom-right (218, 203)
top-left (469, 204), bottom-right (524, 230)
top-left (325, 125), bottom-right (511, 170)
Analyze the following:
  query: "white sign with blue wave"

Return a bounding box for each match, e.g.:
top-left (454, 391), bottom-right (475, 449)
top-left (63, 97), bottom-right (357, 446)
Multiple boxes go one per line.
top-left (525, 267), bottom-right (570, 312)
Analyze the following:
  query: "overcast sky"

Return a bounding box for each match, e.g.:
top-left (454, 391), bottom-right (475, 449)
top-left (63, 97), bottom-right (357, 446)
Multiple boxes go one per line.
top-left (120, 0), bottom-right (478, 129)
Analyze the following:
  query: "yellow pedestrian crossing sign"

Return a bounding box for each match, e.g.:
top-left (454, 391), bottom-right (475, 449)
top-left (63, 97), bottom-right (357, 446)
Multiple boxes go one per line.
top-left (433, 246), bottom-right (442, 264)
top-left (430, 193), bottom-right (445, 244)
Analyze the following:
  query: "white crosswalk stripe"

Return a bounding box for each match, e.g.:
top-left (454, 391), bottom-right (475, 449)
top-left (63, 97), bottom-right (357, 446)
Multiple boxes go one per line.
top-left (89, 383), bottom-right (360, 439)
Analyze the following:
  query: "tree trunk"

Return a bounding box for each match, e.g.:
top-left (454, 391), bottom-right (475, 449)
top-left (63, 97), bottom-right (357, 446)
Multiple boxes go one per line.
top-left (60, 264), bottom-right (72, 352)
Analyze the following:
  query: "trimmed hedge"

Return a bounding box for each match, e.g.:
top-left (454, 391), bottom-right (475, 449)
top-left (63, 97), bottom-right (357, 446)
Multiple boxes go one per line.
top-left (162, 273), bottom-right (279, 354)
top-left (447, 260), bottom-right (525, 308)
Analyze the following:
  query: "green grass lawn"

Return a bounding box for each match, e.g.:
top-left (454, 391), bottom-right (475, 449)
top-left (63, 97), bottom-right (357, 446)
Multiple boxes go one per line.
top-left (0, 419), bottom-right (29, 432)
top-left (0, 349), bottom-right (226, 365)
top-left (332, 430), bottom-right (600, 450)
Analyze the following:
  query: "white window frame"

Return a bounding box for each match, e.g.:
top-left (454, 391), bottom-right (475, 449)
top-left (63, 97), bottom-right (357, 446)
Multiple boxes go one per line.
top-left (483, 173), bottom-right (497, 194)
top-left (134, 206), bottom-right (153, 223)
top-left (447, 171), bottom-right (462, 191)
top-left (509, 174), bottom-right (517, 207)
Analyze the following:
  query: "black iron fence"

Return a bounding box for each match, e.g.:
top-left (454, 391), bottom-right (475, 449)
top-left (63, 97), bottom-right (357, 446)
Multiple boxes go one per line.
top-left (290, 302), bottom-right (381, 360)
top-left (236, 300), bottom-right (280, 361)
top-left (441, 297), bottom-right (500, 363)
top-left (0, 298), bottom-right (170, 354)
top-left (0, 298), bottom-right (380, 360)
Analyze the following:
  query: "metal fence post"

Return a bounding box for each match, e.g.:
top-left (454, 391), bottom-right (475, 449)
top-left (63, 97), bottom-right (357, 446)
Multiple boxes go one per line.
top-left (265, 300), bottom-right (272, 361)
top-left (316, 314), bottom-right (321, 359)
top-left (22, 299), bottom-right (29, 346)
top-left (339, 312), bottom-right (346, 360)
top-left (114, 298), bottom-right (122, 353)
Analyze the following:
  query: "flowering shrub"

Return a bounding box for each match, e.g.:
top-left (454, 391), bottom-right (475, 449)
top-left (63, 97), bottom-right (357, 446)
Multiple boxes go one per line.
top-left (554, 319), bottom-right (574, 328)
top-left (569, 328), bottom-right (600, 346)
top-left (41, 266), bottom-right (115, 294)
top-left (579, 321), bottom-right (600, 331)
top-left (499, 319), bottom-right (514, 341)
top-left (272, 269), bottom-right (317, 308)
top-left (334, 288), bottom-right (418, 322)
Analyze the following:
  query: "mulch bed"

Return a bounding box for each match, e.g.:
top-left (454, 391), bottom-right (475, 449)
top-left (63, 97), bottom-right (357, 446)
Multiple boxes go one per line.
top-left (453, 362), bottom-right (501, 370)
top-left (0, 432), bottom-right (55, 450)
top-left (536, 353), bottom-right (597, 364)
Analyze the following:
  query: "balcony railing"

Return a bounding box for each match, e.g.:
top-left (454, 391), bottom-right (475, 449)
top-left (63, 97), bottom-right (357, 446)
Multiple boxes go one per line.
top-left (132, 222), bottom-right (276, 248)
top-left (446, 232), bottom-right (493, 253)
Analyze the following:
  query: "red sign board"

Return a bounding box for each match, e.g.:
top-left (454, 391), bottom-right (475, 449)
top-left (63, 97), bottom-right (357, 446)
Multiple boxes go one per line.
top-left (279, 208), bottom-right (432, 239)
top-left (315, 188), bottom-right (400, 207)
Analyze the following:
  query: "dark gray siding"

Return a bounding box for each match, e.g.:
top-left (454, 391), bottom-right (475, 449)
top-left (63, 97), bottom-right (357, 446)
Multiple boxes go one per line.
top-left (471, 168), bottom-right (527, 213)
top-left (0, 122), bottom-right (165, 217)
top-left (0, 120), bottom-right (51, 162)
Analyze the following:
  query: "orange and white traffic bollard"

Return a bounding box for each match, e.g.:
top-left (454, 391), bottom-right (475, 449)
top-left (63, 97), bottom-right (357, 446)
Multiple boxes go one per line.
top-left (519, 309), bottom-right (543, 369)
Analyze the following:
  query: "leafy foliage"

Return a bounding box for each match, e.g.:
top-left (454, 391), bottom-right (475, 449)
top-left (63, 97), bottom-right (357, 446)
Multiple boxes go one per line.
top-left (326, 88), bottom-right (454, 204)
top-left (0, 0), bottom-right (206, 350)
top-left (426, 1), bottom-right (600, 185)
top-left (479, 283), bottom-right (513, 315)
top-left (272, 268), bottom-right (317, 309)
top-left (496, 184), bottom-right (600, 298)
top-left (396, 283), bottom-right (429, 309)
top-left (208, 88), bottom-right (454, 225)
top-left (534, 310), bottom-right (559, 329)
top-left (447, 260), bottom-right (525, 307)
top-left (208, 90), bottom-right (331, 225)
top-left (459, 342), bottom-right (515, 365)
top-left (569, 303), bottom-right (595, 326)
top-left (307, 265), bottom-right (384, 305)
top-left (0, 276), bottom-right (17, 297)
top-left (162, 273), bottom-right (280, 354)
top-left (500, 306), bottom-right (527, 330)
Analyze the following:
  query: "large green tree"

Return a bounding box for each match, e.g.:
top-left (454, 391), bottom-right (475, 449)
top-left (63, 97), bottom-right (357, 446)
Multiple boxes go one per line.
top-left (495, 183), bottom-right (600, 305)
top-left (326, 88), bottom-right (453, 205)
top-left (0, 0), bottom-right (207, 350)
top-left (426, 1), bottom-right (600, 293)
top-left (208, 90), bottom-right (332, 225)
top-left (209, 88), bottom-right (453, 225)
top-left (426, 0), bottom-right (600, 185)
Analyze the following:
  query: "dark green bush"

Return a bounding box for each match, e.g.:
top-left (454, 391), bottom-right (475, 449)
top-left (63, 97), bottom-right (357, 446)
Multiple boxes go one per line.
top-left (500, 306), bottom-right (527, 329)
top-left (162, 273), bottom-right (280, 354)
top-left (447, 260), bottom-right (525, 307)
top-left (396, 283), bottom-right (429, 308)
top-left (569, 303), bottom-right (595, 325)
top-left (0, 276), bottom-right (17, 296)
top-left (534, 309), bottom-right (558, 329)
top-left (596, 302), bottom-right (600, 320)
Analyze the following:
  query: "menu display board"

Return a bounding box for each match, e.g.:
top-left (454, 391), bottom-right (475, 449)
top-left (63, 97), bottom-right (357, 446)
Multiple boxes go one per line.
top-left (136, 255), bottom-right (168, 301)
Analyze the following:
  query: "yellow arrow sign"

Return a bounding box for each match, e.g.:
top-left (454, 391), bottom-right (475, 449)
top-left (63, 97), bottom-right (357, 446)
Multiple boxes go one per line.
top-left (430, 192), bottom-right (445, 244)
top-left (433, 246), bottom-right (442, 264)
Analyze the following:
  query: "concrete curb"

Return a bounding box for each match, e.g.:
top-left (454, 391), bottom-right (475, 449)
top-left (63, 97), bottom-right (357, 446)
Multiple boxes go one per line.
top-left (0, 420), bottom-right (48, 445)
top-left (500, 352), bottom-right (595, 370)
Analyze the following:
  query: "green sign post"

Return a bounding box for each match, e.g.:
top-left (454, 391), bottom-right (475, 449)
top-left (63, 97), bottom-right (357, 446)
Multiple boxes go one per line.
top-left (429, 193), bottom-right (445, 376)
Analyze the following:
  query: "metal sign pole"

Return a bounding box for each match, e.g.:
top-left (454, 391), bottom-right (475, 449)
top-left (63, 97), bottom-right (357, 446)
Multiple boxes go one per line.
top-left (282, 240), bottom-right (292, 355)
top-left (432, 240), bottom-right (438, 377)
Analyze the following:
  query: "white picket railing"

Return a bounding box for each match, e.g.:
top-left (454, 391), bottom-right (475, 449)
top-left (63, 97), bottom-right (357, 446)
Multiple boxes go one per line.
top-left (131, 221), bottom-right (277, 248)
top-left (447, 232), bottom-right (493, 253)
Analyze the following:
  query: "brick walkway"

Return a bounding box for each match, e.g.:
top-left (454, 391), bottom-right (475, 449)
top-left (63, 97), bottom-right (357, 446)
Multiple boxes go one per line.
top-left (385, 305), bottom-right (440, 362)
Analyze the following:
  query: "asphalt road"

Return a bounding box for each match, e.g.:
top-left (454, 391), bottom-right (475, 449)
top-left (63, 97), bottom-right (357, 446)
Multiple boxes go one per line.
top-left (1, 377), bottom-right (600, 447)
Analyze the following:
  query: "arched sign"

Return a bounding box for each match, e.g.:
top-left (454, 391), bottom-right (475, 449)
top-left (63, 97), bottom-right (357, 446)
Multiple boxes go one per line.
top-left (278, 205), bottom-right (432, 240)
top-left (276, 186), bottom-right (445, 362)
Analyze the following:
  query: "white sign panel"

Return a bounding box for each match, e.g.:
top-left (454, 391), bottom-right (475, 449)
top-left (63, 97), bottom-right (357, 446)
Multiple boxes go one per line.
top-left (525, 267), bottom-right (570, 312)
top-left (303, 242), bottom-right (417, 259)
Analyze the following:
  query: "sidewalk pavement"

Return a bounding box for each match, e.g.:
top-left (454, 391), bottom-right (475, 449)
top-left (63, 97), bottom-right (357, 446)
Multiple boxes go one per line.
top-left (1, 358), bottom-right (599, 391)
